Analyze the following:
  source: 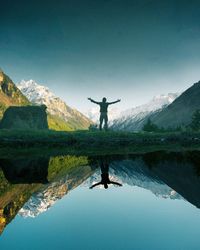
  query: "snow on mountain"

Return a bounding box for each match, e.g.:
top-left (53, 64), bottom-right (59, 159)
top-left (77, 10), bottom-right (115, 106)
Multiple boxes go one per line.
top-left (18, 80), bottom-right (55, 103)
top-left (17, 80), bottom-right (91, 127)
top-left (19, 180), bottom-right (68, 218)
top-left (111, 93), bottom-right (180, 131)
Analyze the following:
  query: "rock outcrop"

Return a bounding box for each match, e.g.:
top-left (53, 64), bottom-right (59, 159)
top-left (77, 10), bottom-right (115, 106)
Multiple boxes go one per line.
top-left (0, 105), bottom-right (48, 130)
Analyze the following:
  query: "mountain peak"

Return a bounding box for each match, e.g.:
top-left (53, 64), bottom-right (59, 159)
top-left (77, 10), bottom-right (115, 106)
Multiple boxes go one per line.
top-left (17, 79), bottom-right (91, 130)
top-left (20, 79), bottom-right (38, 87)
top-left (18, 79), bottom-right (55, 102)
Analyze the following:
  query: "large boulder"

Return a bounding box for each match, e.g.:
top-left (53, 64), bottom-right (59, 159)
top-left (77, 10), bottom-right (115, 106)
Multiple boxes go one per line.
top-left (0, 105), bottom-right (48, 130)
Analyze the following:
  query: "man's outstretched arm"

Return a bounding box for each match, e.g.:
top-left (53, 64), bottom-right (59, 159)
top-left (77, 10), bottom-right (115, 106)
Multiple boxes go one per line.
top-left (89, 182), bottom-right (102, 189)
top-left (88, 98), bottom-right (100, 104)
top-left (109, 181), bottom-right (122, 186)
top-left (108, 99), bottom-right (121, 105)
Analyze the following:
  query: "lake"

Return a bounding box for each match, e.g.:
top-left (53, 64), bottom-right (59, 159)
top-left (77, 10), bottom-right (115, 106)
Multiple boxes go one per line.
top-left (1, 151), bottom-right (200, 250)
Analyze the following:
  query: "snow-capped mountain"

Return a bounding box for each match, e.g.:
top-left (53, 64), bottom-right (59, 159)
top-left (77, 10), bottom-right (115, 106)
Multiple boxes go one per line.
top-left (111, 93), bottom-right (179, 131)
top-left (17, 80), bottom-right (91, 130)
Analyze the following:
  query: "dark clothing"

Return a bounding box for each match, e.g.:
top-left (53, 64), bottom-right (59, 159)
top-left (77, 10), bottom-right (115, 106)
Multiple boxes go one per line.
top-left (99, 102), bottom-right (109, 113)
top-left (99, 103), bottom-right (109, 130)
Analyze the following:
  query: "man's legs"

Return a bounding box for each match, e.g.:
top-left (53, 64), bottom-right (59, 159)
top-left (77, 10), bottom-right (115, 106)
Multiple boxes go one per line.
top-left (99, 114), bottom-right (103, 130)
top-left (104, 114), bottom-right (108, 130)
top-left (100, 113), bottom-right (108, 130)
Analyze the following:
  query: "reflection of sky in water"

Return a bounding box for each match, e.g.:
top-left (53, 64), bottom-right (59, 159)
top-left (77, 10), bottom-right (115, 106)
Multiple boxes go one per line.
top-left (1, 153), bottom-right (200, 250)
top-left (18, 161), bottom-right (182, 219)
top-left (1, 185), bottom-right (200, 250)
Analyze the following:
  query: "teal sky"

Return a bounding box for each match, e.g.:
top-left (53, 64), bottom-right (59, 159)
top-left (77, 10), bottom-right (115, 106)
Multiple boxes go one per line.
top-left (1, 0), bottom-right (200, 112)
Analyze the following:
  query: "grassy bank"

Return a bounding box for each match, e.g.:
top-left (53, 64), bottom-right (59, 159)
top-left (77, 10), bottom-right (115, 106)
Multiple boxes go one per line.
top-left (0, 129), bottom-right (200, 157)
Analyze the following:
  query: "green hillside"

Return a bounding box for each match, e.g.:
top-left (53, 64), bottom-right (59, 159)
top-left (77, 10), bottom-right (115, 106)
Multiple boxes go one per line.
top-left (0, 69), bottom-right (30, 118)
top-left (0, 69), bottom-right (91, 131)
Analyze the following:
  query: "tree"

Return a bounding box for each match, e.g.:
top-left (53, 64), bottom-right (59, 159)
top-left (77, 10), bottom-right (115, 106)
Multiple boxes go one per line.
top-left (190, 110), bottom-right (200, 131)
top-left (143, 118), bottom-right (159, 132)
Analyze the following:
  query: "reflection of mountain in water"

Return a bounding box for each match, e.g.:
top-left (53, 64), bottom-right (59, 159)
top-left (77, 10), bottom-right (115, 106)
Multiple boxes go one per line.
top-left (87, 152), bottom-right (200, 207)
top-left (1, 151), bottom-right (200, 234)
top-left (0, 155), bottom-right (93, 234)
top-left (110, 159), bottom-right (181, 199)
top-left (143, 152), bottom-right (200, 208)
top-left (86, 158), bottom-right (180, 199)
top-left (19, 163), bottom-right (93, 218)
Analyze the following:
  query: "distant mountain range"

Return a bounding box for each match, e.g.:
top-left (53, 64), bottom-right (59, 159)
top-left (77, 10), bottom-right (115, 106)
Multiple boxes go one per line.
top-left (18, 80), bottom-right (92, 130)
top-left (111, 93), bottom-right (179, 131)
top-left (1, 68), bottom-right (200, 131)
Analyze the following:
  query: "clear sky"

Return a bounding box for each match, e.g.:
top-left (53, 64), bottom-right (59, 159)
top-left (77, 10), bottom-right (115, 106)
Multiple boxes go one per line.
top-left (1, 0), bottom-right (200, 112)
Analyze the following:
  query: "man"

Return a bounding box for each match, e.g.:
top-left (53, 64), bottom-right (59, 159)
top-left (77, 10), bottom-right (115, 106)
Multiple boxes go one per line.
top-left (89, 158), bottom-right (122, 189)
top-left (88, 97), bottom-right (121, 130)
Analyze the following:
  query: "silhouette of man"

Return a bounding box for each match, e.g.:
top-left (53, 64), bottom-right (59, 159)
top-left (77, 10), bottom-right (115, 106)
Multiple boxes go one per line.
top-left (88, 97), bottom-right (121, 130)
top-left (89, 159), bottom-right (122, 189)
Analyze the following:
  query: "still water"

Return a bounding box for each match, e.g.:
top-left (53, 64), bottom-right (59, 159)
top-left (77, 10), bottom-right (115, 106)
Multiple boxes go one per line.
top-left (1, 151), bottom-right (200, 250)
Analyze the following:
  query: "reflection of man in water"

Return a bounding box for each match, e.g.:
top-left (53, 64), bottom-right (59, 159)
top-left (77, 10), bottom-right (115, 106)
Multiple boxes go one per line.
top-left (88, 97), bottom-right (121, 130)
top-left (90, 159), bottom-right (122, 189)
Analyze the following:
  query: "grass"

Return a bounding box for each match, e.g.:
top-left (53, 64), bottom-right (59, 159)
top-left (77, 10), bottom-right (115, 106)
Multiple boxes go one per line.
top-left (47, 114), bottom-right (74, 131)
top-left (0, 129), bottom-right (200, 157)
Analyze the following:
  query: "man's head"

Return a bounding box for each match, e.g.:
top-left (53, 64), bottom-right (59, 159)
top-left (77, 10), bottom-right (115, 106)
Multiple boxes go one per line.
top-left (102, 97), bottom-right (107, 102)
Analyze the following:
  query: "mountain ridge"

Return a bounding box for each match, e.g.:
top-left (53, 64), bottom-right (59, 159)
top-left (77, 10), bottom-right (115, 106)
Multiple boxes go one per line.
top-left (111, 93), bottom-right (179, 131)
top-left (0, 70), bottom-right (30, 118)
top-left (18, 79), bottom-right (92, 131)
top-left (151, 80), bottom-right (200, 128)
